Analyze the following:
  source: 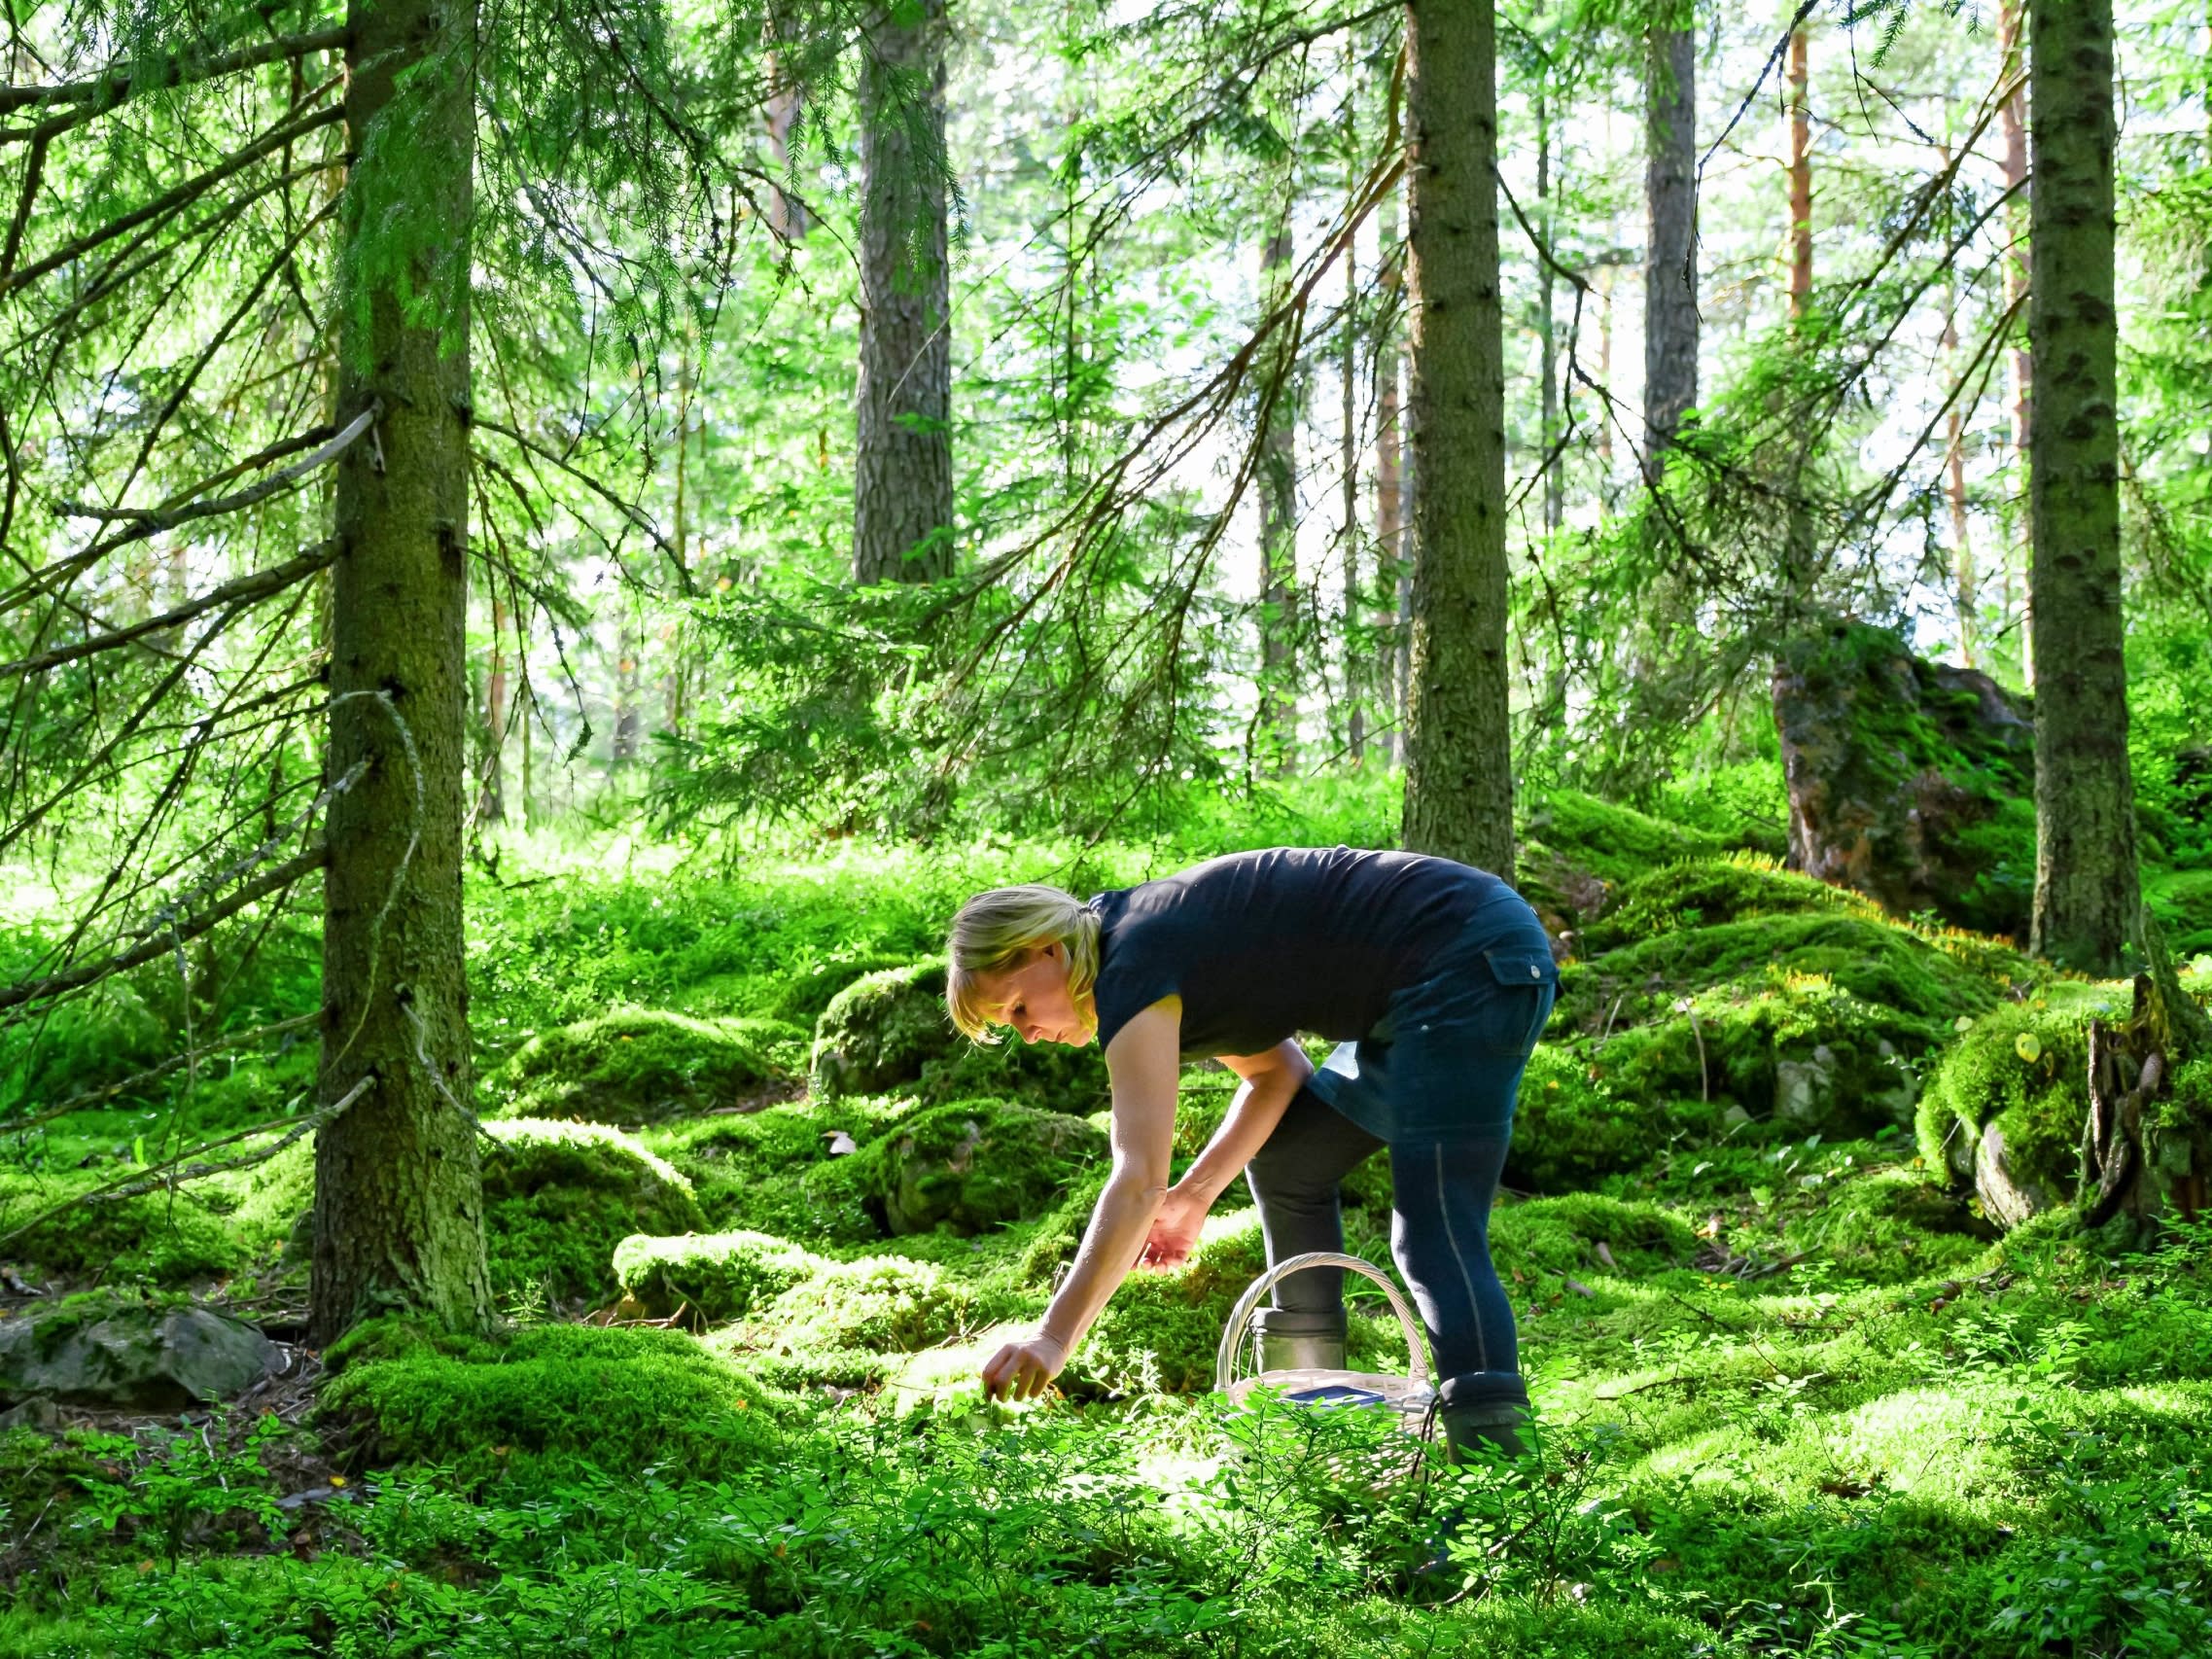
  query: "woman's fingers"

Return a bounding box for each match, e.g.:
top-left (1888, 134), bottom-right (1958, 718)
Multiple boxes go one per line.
top-left (980, 1342), bottom-right (1019, 1398)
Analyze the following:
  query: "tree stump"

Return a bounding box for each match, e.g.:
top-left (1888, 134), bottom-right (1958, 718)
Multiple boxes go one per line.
top-left (2078, 925), bottom-right (2212, 1233)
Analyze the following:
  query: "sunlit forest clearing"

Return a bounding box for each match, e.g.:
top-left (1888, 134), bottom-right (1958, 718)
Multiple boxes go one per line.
top-left (3, 0), bottom-right (2211, 1652)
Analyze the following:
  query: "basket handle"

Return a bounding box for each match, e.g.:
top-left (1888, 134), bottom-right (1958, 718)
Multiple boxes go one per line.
top-left (1213, 1251), bottom-right (1431, 1394)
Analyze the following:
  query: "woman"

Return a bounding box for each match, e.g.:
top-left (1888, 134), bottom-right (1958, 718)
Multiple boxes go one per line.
top-left (948, 844), bottom-right (1558, 1464)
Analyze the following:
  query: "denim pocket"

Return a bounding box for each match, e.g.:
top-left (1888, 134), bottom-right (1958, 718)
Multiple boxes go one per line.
top-left (1471, 946), bottom-right (1557, 1057)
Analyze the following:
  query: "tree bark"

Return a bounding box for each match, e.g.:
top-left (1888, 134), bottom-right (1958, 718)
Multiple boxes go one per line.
top-left (1400, 0), bottom-right (1513, 877)
top-left (1340, 102), bottom-right (1363, 764)
top-left (2026, 0), bottom-right (2138, 973)
top-left (853, 0), bottom-right (953, 584)
top-left (1537, 81), bottom-right (1561, 537)
top-left (1780, 22), bottom-right (1815, 618)
top-left (1999, 0), bottom-right (2035, 688)
top-left (762, 53), bottom-right (809, 241)
top-left (1642, 11), bottom-right (1698, 476)
top-left (313, 0), bottom-right (490, 1346)
top-left (1257, 218), bottom-right (1298, 771)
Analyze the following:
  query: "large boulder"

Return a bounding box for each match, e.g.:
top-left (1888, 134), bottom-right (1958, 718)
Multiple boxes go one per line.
top-left (494, 1009), bottom-right (802, 1123)
top-left (0, 1297), bottom-right (278, 1411)
top-left (859, 1098), bottom-right (1106, 1235)
top-left (1773, 620), bottom-right (2035, 936)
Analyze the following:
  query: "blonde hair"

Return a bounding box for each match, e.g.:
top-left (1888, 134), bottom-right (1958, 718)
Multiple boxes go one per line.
top-left (946, 884), bottom-right (1101, 1042)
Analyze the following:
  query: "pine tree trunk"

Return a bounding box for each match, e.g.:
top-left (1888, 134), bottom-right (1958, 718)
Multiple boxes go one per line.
top-left (1401, 0), bottom-right (1513, 877)
top-left (1642, 13), bottom-right (1698, 476)
top-left (313, 0), bottom-right (490, 1346)
top-left (2026, 0), bottom-right (2138, 973)
top-left (1537, 83), bottom-right (1561, 537)
top-left (1340, 123), bottom-right (1363, 764)
top-left (1781, 23), bottom-right (1816, 618)
top-left (1257, 219), bottom-right (1298, 772)
top-left (762, 55), bottom-right (809, 241)
top-left (853, 0), bottom-right (953, 584)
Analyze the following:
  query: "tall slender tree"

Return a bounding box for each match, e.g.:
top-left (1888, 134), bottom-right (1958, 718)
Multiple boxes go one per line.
top-left (1400, 0), bottom-right (1512, 874)
top-left (1257, 216), bottom-right (1299, 770)
top-left (853, 0), bottom-right (954, 584)
top-left (1998, 0), bottom-right (2034, 684)
top-left (1642, 1), bottom-right (1698, 476)
top-left (2025, 0), bottom-right (2138, 972)
top-left (312, 0), bottom-right (492, 1344)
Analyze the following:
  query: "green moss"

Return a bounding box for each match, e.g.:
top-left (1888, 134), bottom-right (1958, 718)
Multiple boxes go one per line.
top-left (1581, 854), bottom-right (1877, 954)
top-left (769, 952), bottom-right (917, 1026)
top-left (493, 1008), bottom-right (803, 1123)
top-left (477, 1117), bottom-right (707, 1306)
top-left (612, 1229), bottom-right (822, 1322)
top-left (1509, 1046), bottom-right (1716, 1190)
top-left (1491, 1193), bottom-right (1698, 1280)
top-left (321, 1320), bottom-right (779, 1480)
top-left (648, 1098), bottom-right (900, 1246)
top-left (1777, 1167), bottom-right (1994, 1284)
top-left (740, 1253), bottom-right (972, 1354)
top-left (1914, 998), bottom-right (2114, 1185)
top-left (0, 1175), bottom-right (245, 1287)
top-left (854, 1097), bottom-right (1106, 1235)
top-left (1520, 789), bottom-right (1730, 886)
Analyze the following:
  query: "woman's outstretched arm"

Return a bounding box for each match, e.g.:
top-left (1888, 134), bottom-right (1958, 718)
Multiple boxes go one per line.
top-left (981, 997), bottom-right (1180, 1399)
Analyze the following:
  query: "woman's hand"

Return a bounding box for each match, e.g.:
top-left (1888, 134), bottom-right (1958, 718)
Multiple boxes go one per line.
top-left (980, 1332), bottom-right (1068, 1401)
top-left (1140, 1185), bottom-right (1208, 1269)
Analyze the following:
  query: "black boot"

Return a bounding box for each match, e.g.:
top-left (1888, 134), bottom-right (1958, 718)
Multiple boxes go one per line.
top-left (1249, 1308), bottom-right (1347, 1375)
top-left (1406, 1399), bottom-right (1539, 1598)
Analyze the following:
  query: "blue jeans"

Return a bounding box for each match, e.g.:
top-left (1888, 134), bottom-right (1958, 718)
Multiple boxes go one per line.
top-left (1245, 892), bottom-right (1557, 1411)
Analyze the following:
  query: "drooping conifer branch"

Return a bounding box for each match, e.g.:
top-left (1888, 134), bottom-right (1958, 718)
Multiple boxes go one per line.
top-left (0, 26), bottom-right (348, 123)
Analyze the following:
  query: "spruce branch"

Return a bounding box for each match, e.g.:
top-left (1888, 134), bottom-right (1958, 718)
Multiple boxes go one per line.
top-left (0, 26), bottom-right (349, 138)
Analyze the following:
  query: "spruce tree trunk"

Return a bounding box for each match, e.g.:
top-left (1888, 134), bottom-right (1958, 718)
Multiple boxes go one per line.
top-left (1999, 0), bottom-right (2034, 685)
top-left (1400, 0), bottom-right (1513, 877)
top-left (853, 0), bottom-right (953, 584)
top-left (313, 0), bottom-right (490, 1346)
top-left (2026, 0), bottom-right (2138, 972)
top-left (481, 592), bottom-right (507, 823)
top-left (1780, 23), bottom-right (1816, 619)
top-left (1257, 220), bottom-right (1298, 771)
top-left (1642, 13), bottom-right (1698, 475)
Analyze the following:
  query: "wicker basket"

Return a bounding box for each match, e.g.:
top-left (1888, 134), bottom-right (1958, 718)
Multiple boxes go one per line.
top-left (1215, 1251), bottom-right (1438, 1444)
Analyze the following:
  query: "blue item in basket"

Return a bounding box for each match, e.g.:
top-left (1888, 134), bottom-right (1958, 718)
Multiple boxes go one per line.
top-left (1285, 1383), bottom-right (1388, 1408)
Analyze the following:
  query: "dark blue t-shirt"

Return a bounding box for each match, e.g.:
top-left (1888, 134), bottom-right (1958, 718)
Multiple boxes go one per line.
top-left (1086, 846), bottom-right (1505, 1058)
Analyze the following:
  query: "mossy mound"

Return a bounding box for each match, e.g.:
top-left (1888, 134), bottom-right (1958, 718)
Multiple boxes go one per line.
top-left (809, 960), bottom-right (1110, 1112)
top-left (856, 1097), bottom-right (1106, 1235)
top-left (1580, 855), bottom-right (1878, 954)
top-left (612, 1229), bottom-right (823, 1322)
top-left (478, 1118), bottom-right (707, 1305)
top-left (322, 1320), bottom-right (779, 1480)
top-left (1522, 790), bottom-right (1731, 886)
top-left (769, 952), bottom-right (918, 1026)
top-left (1560, 913), bottom-right (2003, 1039)
top-left (1508, 1046), bottom-right (1718, 1190)
top-left (742, 1254), bottom-right (972, 1355)
top-left (493, 1008), bottom-right (802, 1123)
top-left (1491, 1193), bottom-right (1699, 1281)
top-left (0, 1181), bottom-right (245, 1288)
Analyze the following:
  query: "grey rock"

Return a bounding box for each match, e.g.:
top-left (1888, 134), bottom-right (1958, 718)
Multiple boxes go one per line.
top-left (1974, 1120), bottom-right (2056, 1230)
top-left (0, 1394), bottom-right (59, 1432)
top-left (0, 1303), bottom-right (279, 1411)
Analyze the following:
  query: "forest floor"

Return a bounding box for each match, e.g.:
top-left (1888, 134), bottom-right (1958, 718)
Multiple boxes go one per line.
top-left (3, 792), bottom-right (2212, 1657)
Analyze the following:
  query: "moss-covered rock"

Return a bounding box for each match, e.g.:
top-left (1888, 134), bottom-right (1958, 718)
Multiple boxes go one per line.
top-left (1514, 791), bottom-right (1730, 948)
top-left (1777, 1166), bottom-right (1995, 1284)
top-left (0, 1179), bottom-right (246, 1288)
top-left (477, 1117), bottom-right (707, 1305)
top-left (810, 960), bottom-right (1109, 1112)
top-left (1491, 1193), bottom-right (1700, 1280)
top-left (1507, 1046), bottom-right (1717, 1190)
top-left (648, 1099), bottom-right (902, 1247)
top-left (1914, 991), bottom-right (2123, 1225)
top-left (857, 1098), bottom-right (1106, 1235)
top-left (612, 1229), bottom-right (823, 1322)
top-left (811, 962), bottom-right (957, 1096)
top-left (494, 1008), bottom-right (802, 1123)
top-left (1773, 620), bottom-right (2036, 935)
top-left (770, 952), bottom-right (918, 1027)
top-left (1580, 855), bottom-right (1878, 955)
top-left (321, 1320), bottom-right (779, 1480)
